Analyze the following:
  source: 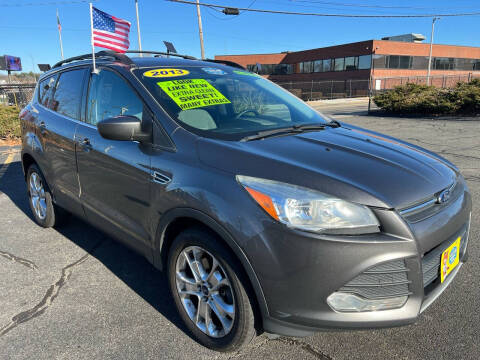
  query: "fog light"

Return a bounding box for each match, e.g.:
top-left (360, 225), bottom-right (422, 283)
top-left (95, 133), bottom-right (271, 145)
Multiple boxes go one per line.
top-left (327, 292), bottom-right (407, 312)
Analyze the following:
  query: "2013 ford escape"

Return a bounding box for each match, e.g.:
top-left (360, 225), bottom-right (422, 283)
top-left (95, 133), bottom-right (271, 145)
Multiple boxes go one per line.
top-left (20, 51), bottom-right (471, 352)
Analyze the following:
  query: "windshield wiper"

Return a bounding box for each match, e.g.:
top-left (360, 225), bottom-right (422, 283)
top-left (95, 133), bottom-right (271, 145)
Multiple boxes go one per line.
top-left (241, 122), bottom-right (340, 142)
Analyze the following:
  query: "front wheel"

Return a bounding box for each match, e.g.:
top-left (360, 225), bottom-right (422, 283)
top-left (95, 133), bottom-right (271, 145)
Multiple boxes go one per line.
top-left (167, 228), bottom-right (256, 352)
top-left (27, 164), bottom-right (68, 228)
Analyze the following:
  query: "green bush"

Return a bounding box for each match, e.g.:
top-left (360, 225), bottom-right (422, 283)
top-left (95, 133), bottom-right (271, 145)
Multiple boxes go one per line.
top-left (373, 80), bottom-right (480, 115)
top-left (0, 105), bottom-right (21, 139)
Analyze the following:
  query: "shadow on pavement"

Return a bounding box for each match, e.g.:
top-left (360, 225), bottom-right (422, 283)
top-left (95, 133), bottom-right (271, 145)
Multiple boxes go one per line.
top-left (0, 159), bottom-right (192, 341)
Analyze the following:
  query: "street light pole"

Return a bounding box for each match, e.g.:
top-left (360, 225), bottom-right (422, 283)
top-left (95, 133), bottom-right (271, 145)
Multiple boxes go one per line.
top-left (196, 0), bottom-right (205, 59)
top-left (427, 17), bottom-right (439, 86)
top-left (368, 46), bottom-right (378, 114)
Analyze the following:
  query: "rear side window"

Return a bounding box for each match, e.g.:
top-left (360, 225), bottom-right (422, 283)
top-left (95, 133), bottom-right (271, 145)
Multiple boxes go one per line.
top-left (50, 69), bottom-right (87, 120)
top-left (86, 69), bottom-right (143, 126)
top-left (37, 75), bottom-right (57, 107)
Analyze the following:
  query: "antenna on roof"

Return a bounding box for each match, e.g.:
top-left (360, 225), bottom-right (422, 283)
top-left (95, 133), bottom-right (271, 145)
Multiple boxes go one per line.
top-left (163, 41), bottom-right (177, 57)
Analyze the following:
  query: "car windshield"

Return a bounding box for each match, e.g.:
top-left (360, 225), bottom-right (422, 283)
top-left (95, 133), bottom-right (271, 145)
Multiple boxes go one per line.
top-left (134, 65), bottom-right (328, 140)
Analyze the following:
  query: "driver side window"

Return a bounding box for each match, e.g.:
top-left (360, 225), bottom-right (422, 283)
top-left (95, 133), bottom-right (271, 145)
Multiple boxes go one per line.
top-left (86, 69), bottom-right (143, 126)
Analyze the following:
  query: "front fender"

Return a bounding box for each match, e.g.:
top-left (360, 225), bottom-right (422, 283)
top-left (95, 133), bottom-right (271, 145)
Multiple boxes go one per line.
top-left (154, 206), bottom-right (270, 320)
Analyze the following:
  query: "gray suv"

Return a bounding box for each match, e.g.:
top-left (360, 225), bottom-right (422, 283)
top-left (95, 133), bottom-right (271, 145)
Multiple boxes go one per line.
top-left (20, 51), bottom-right (471, 352)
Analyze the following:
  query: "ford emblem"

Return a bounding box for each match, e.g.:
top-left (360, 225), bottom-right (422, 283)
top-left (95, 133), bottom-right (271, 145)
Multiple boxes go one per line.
top-left (437, 188), bottom-right (451, 204)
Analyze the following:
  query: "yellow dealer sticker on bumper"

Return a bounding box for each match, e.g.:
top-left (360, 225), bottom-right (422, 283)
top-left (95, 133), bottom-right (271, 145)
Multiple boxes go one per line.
top-left (143, 68), bottom-right (190, 78)
top-left (157, 79), bottom-right (231, 110)
top-left (440, 236), bottom-right (461, 283)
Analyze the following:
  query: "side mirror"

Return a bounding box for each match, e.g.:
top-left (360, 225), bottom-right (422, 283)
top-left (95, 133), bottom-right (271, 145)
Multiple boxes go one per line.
top-left (97, 115), bottom-right (150, 142)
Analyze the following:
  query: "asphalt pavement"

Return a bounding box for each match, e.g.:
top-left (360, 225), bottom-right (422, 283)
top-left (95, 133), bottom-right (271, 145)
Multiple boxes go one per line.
top-left (0, 99), bottom-right (479, 359)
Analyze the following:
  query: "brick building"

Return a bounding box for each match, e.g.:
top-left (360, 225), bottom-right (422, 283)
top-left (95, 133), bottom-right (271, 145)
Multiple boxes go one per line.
top-left (215, 37), bottom-right (480, 98)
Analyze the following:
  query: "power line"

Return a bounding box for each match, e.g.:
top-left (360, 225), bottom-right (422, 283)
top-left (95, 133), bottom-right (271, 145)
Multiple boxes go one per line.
top-left (168, 0), bottom-right (480, 18)
top-left (287, 0), bottom-right (472, 11)
top-left (0, 0), bottom-right (98, 7)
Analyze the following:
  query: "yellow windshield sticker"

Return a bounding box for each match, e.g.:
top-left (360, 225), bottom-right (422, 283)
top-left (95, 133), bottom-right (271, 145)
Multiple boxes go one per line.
top-left (143, 68), bottom-right (190, 78)
top-left (157, 79), bottom-right (231, 110)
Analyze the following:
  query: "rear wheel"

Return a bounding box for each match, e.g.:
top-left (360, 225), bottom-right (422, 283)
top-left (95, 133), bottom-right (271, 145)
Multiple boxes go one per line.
top-left (167, 228), bottom-right (256, 352)
top-left (27, 164), bottom-right (68, 228)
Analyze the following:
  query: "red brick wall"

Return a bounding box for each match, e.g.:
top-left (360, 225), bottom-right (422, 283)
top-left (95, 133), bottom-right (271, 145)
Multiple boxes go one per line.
top-left (215, 40), bottom-right (480, 82)
top-left (214, 53), bottom-right (287, 68)
top-left (373, 40), bottom-right (480, 58)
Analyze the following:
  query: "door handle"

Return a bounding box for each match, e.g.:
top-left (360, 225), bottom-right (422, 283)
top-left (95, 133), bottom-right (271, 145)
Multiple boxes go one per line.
top-left (39, 121), bottom-right (47, 135)
top-left (79, 137), bottom-right (92, 151)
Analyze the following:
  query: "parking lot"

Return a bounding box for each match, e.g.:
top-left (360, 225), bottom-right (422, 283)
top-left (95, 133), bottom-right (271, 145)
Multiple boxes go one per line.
top-left (1, 99), bottom-right (479, 359)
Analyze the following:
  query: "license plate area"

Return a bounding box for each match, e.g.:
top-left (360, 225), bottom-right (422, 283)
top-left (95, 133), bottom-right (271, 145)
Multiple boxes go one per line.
top-left (440, 237), bottom-right (461, 283)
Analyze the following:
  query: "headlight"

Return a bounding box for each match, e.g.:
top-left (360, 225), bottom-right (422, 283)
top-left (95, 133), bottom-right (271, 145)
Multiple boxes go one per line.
top-left (236, 175), bottom-right (379, 234)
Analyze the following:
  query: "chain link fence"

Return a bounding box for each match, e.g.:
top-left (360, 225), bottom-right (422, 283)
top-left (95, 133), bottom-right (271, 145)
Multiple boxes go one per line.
top-left (273, 73), bottom-right (480, 101)
top-left (374, 73), bottom-right (480, 92)
top-left (0, 83), bottom-right (36, 107)
top-left (274, 79), bottom-right (369, 101)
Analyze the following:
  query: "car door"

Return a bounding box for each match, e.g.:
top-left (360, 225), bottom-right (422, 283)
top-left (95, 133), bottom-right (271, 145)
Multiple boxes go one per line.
top-left (75, 67), bottom-right (152, 255)
top-left (36, 68), bottom-right (88, 217)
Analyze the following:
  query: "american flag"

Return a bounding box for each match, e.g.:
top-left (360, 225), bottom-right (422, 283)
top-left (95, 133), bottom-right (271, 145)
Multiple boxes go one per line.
top-left (92, 6), bottom-right (130, 53)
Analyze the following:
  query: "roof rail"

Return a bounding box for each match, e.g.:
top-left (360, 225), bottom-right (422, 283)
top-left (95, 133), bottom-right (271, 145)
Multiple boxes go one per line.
top-left (125, 50), bottom-right (197, 60)
top-left (204, 59), bottom-right (245, 70)
top-left (52, 51), bottom-right (133, 69)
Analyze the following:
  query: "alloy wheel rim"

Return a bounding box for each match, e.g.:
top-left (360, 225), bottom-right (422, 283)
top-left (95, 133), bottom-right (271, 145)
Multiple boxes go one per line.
top-left (175, 246), bottom-right (235, 338)
top-left (29, 172), bottom-right (47, 220)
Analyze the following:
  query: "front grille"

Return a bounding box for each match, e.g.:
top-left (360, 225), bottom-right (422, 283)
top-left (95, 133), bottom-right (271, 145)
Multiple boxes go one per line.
top-left (422, 221), bottom-right (469, 288)
top-left (399, 180), bottom-right (463, 223)
top-left (339, 259), bottom-right (411, 300)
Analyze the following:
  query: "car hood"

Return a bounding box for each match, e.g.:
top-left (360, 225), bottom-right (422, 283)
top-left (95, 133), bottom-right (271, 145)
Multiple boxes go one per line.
top-left (196, 125), bottom-right (457, 209)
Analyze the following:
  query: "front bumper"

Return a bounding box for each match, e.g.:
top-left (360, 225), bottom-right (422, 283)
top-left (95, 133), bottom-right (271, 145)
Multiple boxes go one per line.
top-left (242, 182), bottom-right (472, 337)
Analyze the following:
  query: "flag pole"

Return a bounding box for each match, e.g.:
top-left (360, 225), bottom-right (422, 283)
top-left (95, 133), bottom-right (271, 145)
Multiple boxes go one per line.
top-left (135, 0), bottom-right (143, 56)
top-left (89, 3), bottom-right (97, 73)
top-left (57, 9), bottom-right (64, 60)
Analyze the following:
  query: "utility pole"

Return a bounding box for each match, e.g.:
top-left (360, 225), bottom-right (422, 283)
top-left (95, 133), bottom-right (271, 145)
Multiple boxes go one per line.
top-left (368, 46), bottom-right (378, 114)
top-left (135, 0), bottom-right (143, 56)
top-left (196, 0), bottom-right (205, 59)
top-left (427, 17), bottom-right (439, 86)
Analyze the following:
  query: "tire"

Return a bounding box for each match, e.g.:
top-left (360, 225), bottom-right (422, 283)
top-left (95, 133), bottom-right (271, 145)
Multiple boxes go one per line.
top-left (167, 227), bottom-right (256, 352)
top-left (26, 164), bottom-right (69, 228)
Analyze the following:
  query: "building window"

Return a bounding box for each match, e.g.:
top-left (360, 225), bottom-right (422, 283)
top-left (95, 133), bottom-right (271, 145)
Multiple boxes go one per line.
top-left (314, 60), bottom-right (323, 72)
top-left (386, 55), bottom-right (412, 69)
top-left (301, 61), bottom-right (313, 73)
top-left (358, 55), bottom-right (371, 69)
top-left (322, 59), bottom-right (332, 72)
top-left (246, 63), bottom-right (293, 75)
top-left (345, 56), bottom-right (358, 70)
top-left (334, 58), bottom-right (345, 71)
top-left (434, 58), bottom-right (455, 70)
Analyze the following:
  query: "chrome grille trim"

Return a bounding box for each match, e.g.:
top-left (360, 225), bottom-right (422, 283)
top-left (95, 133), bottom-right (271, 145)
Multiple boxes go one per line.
top-left (399, 180), bottom-right (461, 223)
top-left (399, 198), bottom-right (436, 217)
top-left (339, 260), bottom-right (412, 300)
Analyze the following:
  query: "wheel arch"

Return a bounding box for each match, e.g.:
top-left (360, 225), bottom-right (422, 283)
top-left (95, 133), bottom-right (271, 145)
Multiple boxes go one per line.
top-left (154, 207), bottom-right (269, 326)
top-left (21, 152), bottom-right (37, 177)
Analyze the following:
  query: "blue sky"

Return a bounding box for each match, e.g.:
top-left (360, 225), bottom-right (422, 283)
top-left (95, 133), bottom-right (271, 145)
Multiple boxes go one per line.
top-left (1, 0), bottom-right (480, 73)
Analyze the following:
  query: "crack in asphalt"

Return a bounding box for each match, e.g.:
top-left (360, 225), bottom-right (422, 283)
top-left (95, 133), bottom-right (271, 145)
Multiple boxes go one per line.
top-left (274, 337), bottom-right (333, 360)
top-left (0, 250), bottom-right (38, 270)
top-left (213, 337), bottom-right (271, 359)
top-left (0, 241), bottom-right (103, 337)
top-left (212, 335), bottom-right (332, 359)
